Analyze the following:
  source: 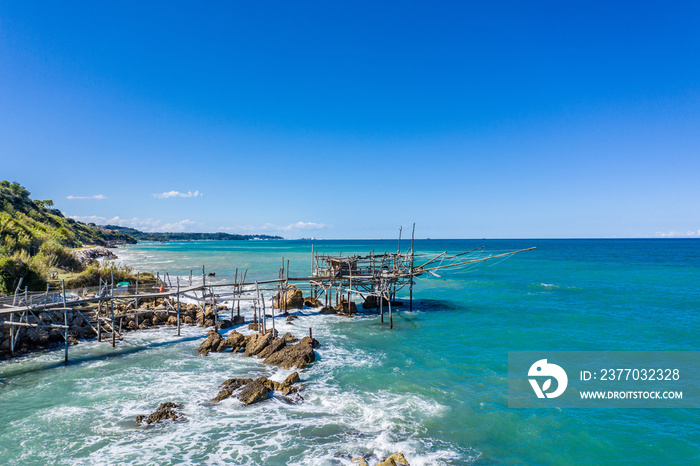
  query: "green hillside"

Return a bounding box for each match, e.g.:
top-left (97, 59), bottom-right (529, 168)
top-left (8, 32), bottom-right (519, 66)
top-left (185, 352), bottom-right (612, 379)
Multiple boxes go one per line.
top-left (0, 181), bottom-right (137, 294)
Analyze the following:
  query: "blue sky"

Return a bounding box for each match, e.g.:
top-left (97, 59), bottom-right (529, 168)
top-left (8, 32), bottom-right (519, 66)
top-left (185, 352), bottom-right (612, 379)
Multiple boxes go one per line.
top-left (1, 1), bottom-right (698, 239)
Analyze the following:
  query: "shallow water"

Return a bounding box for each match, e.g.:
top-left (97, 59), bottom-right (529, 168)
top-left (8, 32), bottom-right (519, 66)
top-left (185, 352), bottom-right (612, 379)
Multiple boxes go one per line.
top-left (0, 239), bottom-right (698, 465)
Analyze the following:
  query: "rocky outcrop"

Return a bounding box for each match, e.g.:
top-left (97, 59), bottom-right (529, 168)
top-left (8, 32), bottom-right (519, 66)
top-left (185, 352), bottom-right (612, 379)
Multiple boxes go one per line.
top-left (217, 330), bottom-right (246, 353)
top-left (272, 286), bottom-right (305, 310)
top-left (350, 453), bottom-right (410, 466)
top-left (257, 336), bottom-right (287, 359)
top-left (72, 246), bottom-right (118, 265)
top-left (136, 402), bottom-right (186, 425)
top-left (378, 453), bottom-right (410, 466)
top-left (212, 377), bottom-right (253, 402)
top-left (362, 295), bottom-right (389, 309)
top-left (197, 329), bottom-right (223, 356)
top-left (263, 336), bottom-right (318, 370)
top-left (196, 328), bottom-right (317, 370)
top-left (303, 296), bottom-right (322, 308)
top-left (232, 314), bottom-right (245, 325)
top-left (319, 306), bottom-right (336, 315)
top-left (0, 297), bottom-right (235, 360)
top-left (244, 331), bottom-right (275, 357)
top-left (238, 377), bottom-right (272, 405)
top-left (217, 319), bottom-right (232, 330)
top-left (334, 299), bottom-right (358, 315)
top-left (213, 372), bottom-right (302, 405)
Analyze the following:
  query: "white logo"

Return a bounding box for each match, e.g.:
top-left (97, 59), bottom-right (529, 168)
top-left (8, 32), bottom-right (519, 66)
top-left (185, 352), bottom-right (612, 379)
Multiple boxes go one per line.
top-left (528, 359), bottom-right (568, 398)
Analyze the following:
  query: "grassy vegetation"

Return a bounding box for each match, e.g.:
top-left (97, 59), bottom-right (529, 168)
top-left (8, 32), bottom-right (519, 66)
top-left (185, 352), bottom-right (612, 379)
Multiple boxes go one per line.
top-left (0, 181), bottom-right (137, 295)
top-left (63, 262), bottom-right (156, 289)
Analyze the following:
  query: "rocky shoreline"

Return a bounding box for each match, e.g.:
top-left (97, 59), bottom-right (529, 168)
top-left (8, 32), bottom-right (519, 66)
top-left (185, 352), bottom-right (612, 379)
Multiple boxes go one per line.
top-left (1, 283), bottom-right (412, 465)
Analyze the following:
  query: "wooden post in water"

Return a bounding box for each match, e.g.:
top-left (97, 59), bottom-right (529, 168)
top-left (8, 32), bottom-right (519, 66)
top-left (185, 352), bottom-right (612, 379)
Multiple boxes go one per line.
top-left (211, 286), bottom-right (217, 323)
top-left (261, 282), bottom-right (267, 334)
top-left (62, 279), bottom-right (69, 365)
top-left (409, 222), bottom-right (415, 313)
top-left (135, 272), bottom-right (139, 311)
top-left (388, 292), bottom-right (393, 329)
top-left (234, 268), bottom-right (239, 318)
top-left (254, 281), bottom-right (260, 326)
top-left (177, 277), bottom-right (181, 337)
top-left (285, 259), bottom-right (290, 315)
top-left (348, 265), bottom-right (352, 316)
top-left (9, 309), bottom-right (14, 356)
top-left (111, 268), bottom-right (115, 347)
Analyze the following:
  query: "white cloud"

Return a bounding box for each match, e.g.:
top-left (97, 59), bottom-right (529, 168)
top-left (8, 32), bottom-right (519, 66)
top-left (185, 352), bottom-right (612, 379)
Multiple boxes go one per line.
top-left (155, 219), bottom-right (195, 232)
top-left (655, 230), bottom-right (700, 238)
top-left (217, 225), bottom-right (256, 232)
top-left (66, 194), bottom-right (108, 200)
top-left (280, 221), bottom-right (327, 231)
top-left (218, 221), bottom-right (329, 233)
top-left (152, 190), bottom-right (202, 199)
top-left (69, 215), bottom-right (196, 232)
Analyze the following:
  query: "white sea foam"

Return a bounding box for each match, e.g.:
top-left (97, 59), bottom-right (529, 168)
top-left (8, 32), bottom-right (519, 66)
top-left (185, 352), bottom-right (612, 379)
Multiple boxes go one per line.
top-left (1, 282), bottom-right (470, 465)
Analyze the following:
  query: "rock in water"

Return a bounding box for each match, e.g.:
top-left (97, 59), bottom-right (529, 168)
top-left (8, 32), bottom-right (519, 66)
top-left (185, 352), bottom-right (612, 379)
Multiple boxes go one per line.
top-left (213, 374), bottom-right (302, 405)
top-left (362, 295), bottom-right (388, 309)
top-left (334, 299), bottom-right (358, 315)
top-left (263, 336), bottom-right (317, 369)
top-left (136, 402), bottom-right (186, 425)
top-left (212, 377), bottom-right (254, 402)
top-left (319, 306), bottom-right (337, 315)
top-left (237, 377), bottom-right (272, 405)
top-left (257, 336), bottom-right (287, 359)
top-left (217, 319), bottom-right (232, 330)
top-left (217, 330), bottom-right (246, 353)
top-left (378, 453), bottom-right (410, 466)
top-left (303, 296), bottom-right (322, 308)
top-left (272, 286), bottom-right (305, 310)
top-left (197, 329), bottom-right (223, 356)
top-left (277, 371), bottom-right (300, 395)
top-left (232, 314), bottom-right (245, 325)
top-left (244, 331), bottom-right (274, 357)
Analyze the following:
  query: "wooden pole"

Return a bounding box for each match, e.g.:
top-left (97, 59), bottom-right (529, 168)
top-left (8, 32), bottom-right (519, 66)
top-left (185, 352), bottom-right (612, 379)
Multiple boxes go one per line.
top-left (254, 281), bottom-right (259, 326)
top-left (111, 268), bottom-right (115, 347)
top-left (348, 264), bottom-right (352, 316)
top-left (135, 272), bottom-right (139, 310)
top-left (177, 277), bottom-right (181, 336)
top-left (410, 222), bottom-right (415, 313)
top-left (379, 283), bottom-right (384, 324)
top-left (9, 310), bottom-right (15, 356)
top-left (388, 291), bottom-right (393, 330)
top-left (62, 280), bottom-right (68, 364)
top-left (260, 281), bottom-right (266, 334)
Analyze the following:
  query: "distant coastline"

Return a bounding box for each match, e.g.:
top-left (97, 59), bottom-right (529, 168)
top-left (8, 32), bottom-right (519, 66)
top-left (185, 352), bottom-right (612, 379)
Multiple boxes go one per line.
top-left (100, 225), bottom-right (284, 242)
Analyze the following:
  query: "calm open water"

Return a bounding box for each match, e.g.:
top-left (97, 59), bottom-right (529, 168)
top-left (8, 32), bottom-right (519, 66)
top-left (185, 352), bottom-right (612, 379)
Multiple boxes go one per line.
top-left (0, 239), bottom-right (698, 465)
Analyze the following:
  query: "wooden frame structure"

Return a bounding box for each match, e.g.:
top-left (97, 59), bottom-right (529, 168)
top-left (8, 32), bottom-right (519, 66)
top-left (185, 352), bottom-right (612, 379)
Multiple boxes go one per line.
top-left (1, 226), bottom-right (535, 362)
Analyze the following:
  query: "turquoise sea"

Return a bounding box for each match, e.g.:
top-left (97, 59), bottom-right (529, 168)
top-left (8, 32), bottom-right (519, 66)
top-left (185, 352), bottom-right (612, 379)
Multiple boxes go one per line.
top-left (0, 239), bottom-right (698, 465)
